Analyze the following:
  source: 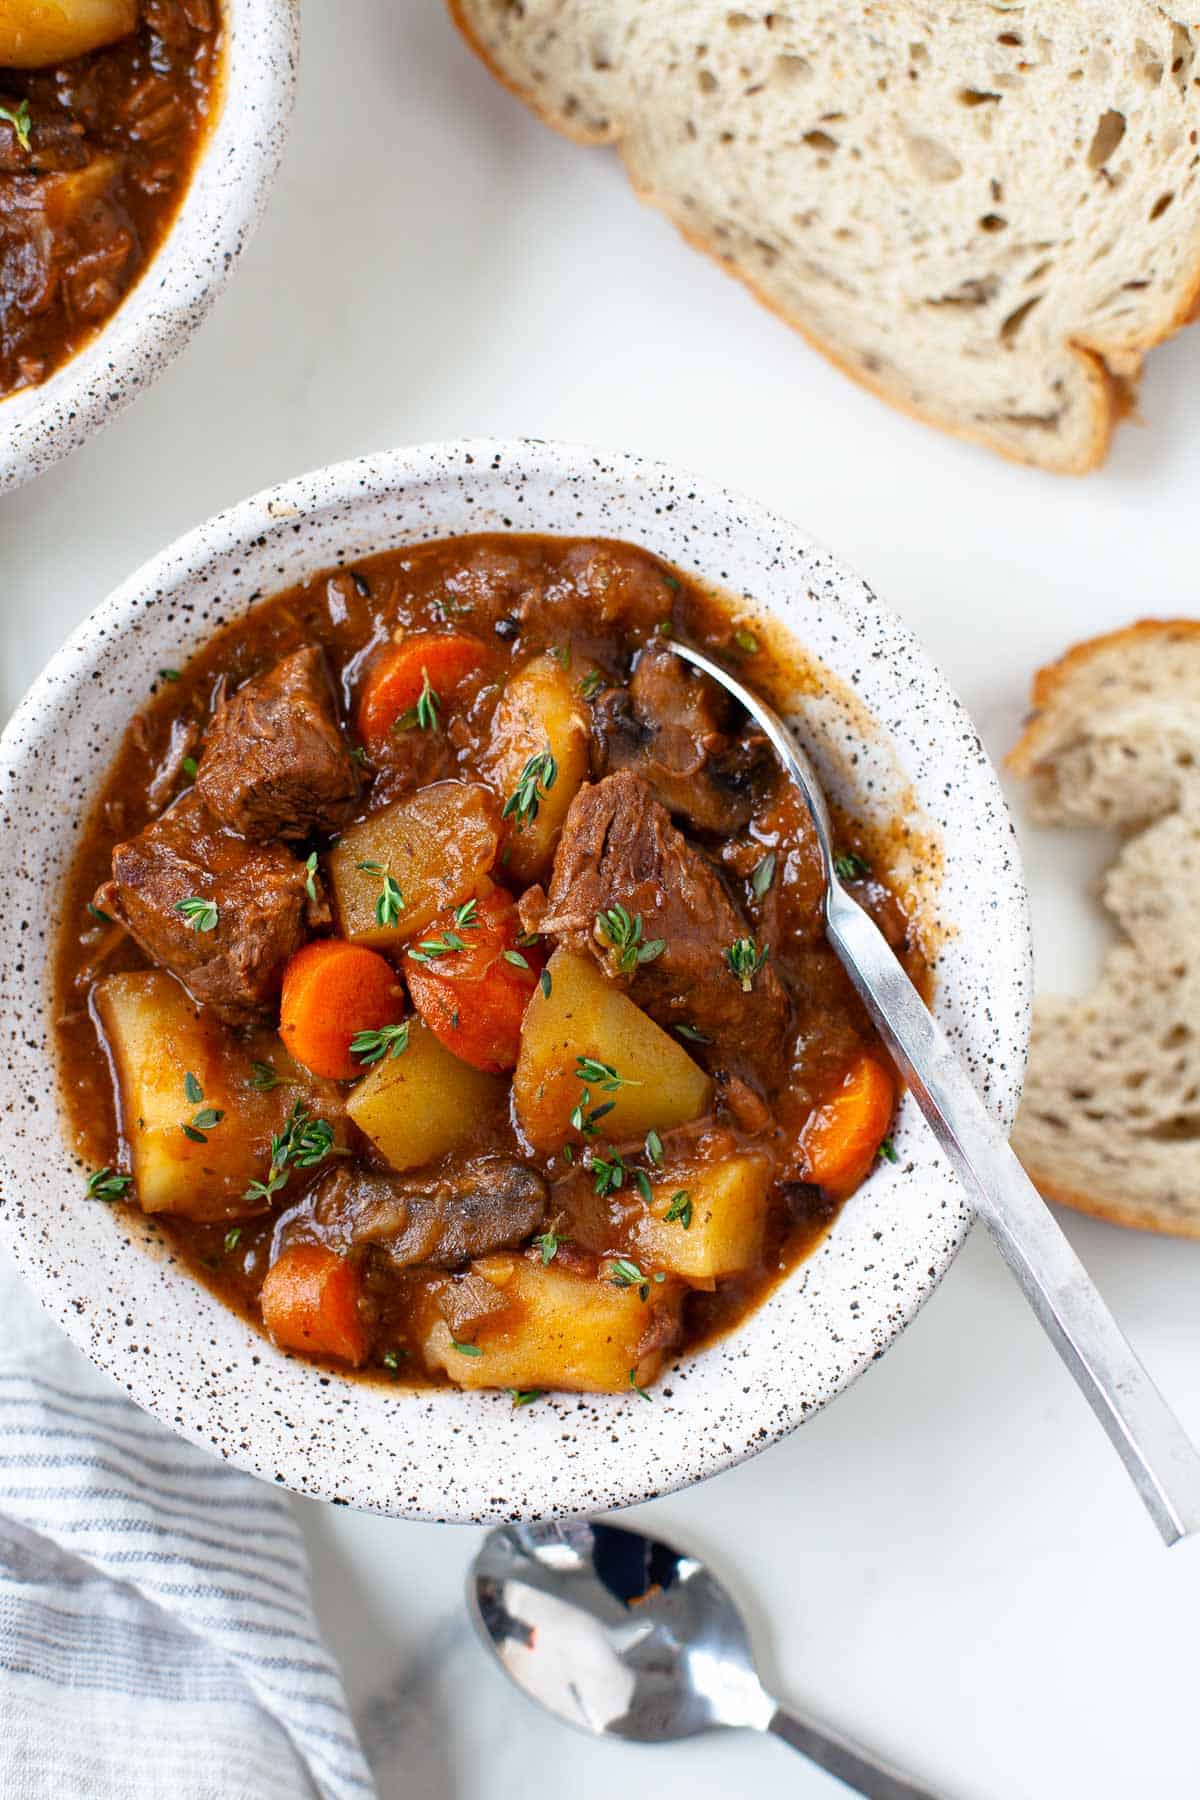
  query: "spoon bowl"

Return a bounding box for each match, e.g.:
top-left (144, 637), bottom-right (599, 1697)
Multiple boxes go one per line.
top-left (469, 1518), bottom-right (939, 1797)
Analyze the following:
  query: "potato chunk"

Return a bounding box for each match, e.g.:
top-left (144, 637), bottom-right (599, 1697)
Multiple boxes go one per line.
top-left (423, 1253), bottom-right (683, 1393)
top-left (0, 0), bottom-right (138, 67)
top-left (481, 653), bottom-right (589, 882)
top-left (93, 971), bottom-right (298, 1221)
top-left (627, 1155), bottom-right (771, 1281)
top-left (513, 949), bottom-right (712, 1151)
top-left (328, 781), bottom-right (500, 948)
top-left (346, 1019), bottom-right (506, 1172)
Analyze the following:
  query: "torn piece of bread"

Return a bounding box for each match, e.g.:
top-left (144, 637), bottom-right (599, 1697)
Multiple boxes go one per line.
top-left (1008, 622), bottom-right (1200, 1236)
top-left (449, 1), bottom-right (1200, 472)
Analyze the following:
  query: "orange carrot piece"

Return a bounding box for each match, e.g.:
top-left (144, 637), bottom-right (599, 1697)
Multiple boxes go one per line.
top-left (799, 1052), bottom-right (895, 1196)
top-left (357, 632), bottom-right (490, 753)
top-left (261, 1244), bottom-right (369, 1365)
top-left (279, 939), bottom-right (405, 1080)
top-left (404, 885), bottom-right (541, 1073)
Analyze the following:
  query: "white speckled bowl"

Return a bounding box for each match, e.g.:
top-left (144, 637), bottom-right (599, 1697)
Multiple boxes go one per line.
top-left (0, 441), bottom-right (1032, 1521)
top-left (0, 0), bottom-right (298, 493)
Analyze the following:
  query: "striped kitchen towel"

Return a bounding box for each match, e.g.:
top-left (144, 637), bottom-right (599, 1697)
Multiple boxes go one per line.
top-left (0, 1258), bottom-right (375, 1800)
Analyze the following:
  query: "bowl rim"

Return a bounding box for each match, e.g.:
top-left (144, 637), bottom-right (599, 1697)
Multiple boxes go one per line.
top-left (0, 0), bottom-right (299, 494)
top-left (0, 437), bottom-right (1033, 1520)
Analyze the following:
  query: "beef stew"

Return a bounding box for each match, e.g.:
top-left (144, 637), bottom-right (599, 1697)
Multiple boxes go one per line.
top-left (0, 0), bottom-right (221, 399)
top-left (56, 533), bottom-right (927, 1401)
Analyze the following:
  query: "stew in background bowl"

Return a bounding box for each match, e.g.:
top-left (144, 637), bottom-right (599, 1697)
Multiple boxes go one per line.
top-left (0, 440), bottom-right (1032, 1520)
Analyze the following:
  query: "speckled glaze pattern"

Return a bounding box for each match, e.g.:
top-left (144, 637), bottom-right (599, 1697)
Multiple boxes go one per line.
top-left (0, 441), bottom-right (1032, 1522)
top-left (0, 0), bottom-right (298, 494)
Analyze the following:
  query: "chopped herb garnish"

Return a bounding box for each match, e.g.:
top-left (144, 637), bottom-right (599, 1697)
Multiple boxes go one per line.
top-left (662, 571), bottom-right (681, 594)
top-left (539, 968), bottom-right (552, 999)
top-left (174, 895), bottom-right (218, 933)
top-left (834, 852), bottom-right (871, 881)
top-left (158, 667), bottom-right (181, 682)
top-left (243, 1101), bottom-right (335, 1202)
top-left (628, 1368), bottom-right (653, 1402)
top-left (591, 1152), bottom-right (627, 1198)
top-left (451, 1339), bottom-right (484, 1358)
top-left (734, 628), bottom-right (760, 655)
top-left (644, 1129), bottom-right (664, 1167)
top-left (533, 1229), bottom-right (565, 1265)
top-left (726, 936), bottom-right (769, 991)
top-left (502, 747), bottom-right (557, 832)
top-left (580, 669), bottom-right (604, 700)
top-left (181, 755), bottom-right (199, 781)
top-left (878, 1138), bottom-right (899, 1164)
top-left (183, 1105), bottom-right (223, 1144)
top-left (409, 930), bottom-right (468, 964)
top-left (510, 1389), bottom-right (544, 1408)
top-left (223, 1227), bottom-right (242, 1253)
top-left (453, 898), bottom-right (479, 931)
top-left (570, 1087), bottom-right (614, 1137)
top-left (350, 1021), bottom-right (410, 1066)
top-left (249, 1060), bottom-right (281, 1092)
top-left (0, 98), bottom-right (32, 153)
top-left (86, 902), bottom-right (112, 925)
top-left (595, 904), bottom-right (666, 974)
top-left (750, 852), bottom-right (776, 901)
top-left (634, 1169), bottom-right (653, 1204)
top-left (86, 1167), bottom-right (130, 1203)
top-left (304, 852), bottom-right (319, 903)
top-left (549, 645), bottom-right (571, 670)
top-left (395, 667), bottom-right (440, 733)
top-left (503, 949), bottom-right (530, 969)
top-left (356, 862), bottom-right (404, 928)
top-left (382, 1348), bottom-right (407, 1371)
top-left (674, 1023), bottom-right (711, 1045)
top-left (608, 1256), bottom-right (645, 1289)
top-left (575, 1056), bottom-right (637, 1092)
top-left (664, 1189), bottom-right (693, 1230)
top-left (350, 745), bottom-right (368, 765)
top-left (184, 1071), bottom-right (203, 1105)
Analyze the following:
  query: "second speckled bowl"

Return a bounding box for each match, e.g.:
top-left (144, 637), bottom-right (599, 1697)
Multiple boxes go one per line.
top-left (0, 0), bottom-right (298, 494)
top-left (0, 439), bottom-right (1032, 1520)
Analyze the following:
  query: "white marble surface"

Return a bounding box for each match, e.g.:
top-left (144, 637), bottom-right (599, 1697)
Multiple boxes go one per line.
top-left (4, 4), bottom-right (1200, 1796)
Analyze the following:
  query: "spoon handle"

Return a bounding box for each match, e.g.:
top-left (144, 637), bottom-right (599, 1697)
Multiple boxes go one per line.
top-left (766, 1703), bottom-right (942, 1798)
top-left (826, 886), bottom-right (1200, 1548)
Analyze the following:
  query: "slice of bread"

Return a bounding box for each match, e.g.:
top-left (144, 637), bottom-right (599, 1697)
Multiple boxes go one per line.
top-left (1008, 622), bottom-right (1200, 1236)
top-left (449, 1), bottom-right (1200, 472)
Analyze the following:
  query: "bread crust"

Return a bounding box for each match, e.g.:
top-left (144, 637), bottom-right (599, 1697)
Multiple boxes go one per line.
top-left (448, 2), bottom-right (1200, 474)
top-left (1017, 1161), bottom-right (1200, 1242)
top-left (1007, 618), bottom-right (1200, 776)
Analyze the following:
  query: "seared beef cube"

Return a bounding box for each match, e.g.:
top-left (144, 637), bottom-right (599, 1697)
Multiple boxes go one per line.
top-left (311, 1158), bottom-right (548, 1268)
top-left (95, 791), bottom-right (316, 1025)
top-left (195, 647), bottom-right (360, 842)
top-left (592, 643), bottom-right (771, 832)
top-left (537, 772), bottom-right (788, 1081)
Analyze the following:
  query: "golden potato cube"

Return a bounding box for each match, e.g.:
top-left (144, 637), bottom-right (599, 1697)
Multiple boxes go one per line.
top-left (328, 781), bottom-right (500, 947)
top-left (481, 653), bottom-right (589, 882)
top-left (513, 949), bottom-right (712, 1152)
top-left (93, 971), bottom-right (293, 1221)
top-left (0, 0), bottom-right (138, 68)
top-left (346, 1019), bottom-right (506, 1172)
top-left (627, 1155), bottom-right (771, 1281)
top-left (423, 1253), bottom-right (683, 1393)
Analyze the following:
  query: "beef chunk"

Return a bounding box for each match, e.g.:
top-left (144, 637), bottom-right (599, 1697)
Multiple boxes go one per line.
top-left (538, 772), bottom-right (788, 1080)
top-left (95, 791), bottom-right (316, 1025)
top-left (592, 644), bottom-right (771, 832)
top-left (195, 647), bottom-right (360, 842)
top-left (312, 1158), bottom-right (548, 1268)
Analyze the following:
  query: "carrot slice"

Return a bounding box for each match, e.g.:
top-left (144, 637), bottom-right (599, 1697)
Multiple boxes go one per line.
top-left (799, 1052), bottom-right (895, 1196)
top-left (279, 939), bottom-right (405, 1080)
top-left (260, 1244), bottom-right (369, 1366)
top-left (404, 885), bottom-right (542, 1073)
top-left (357, 632), bottom-right (490, 753)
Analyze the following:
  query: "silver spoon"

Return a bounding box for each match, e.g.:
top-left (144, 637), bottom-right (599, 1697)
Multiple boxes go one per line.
top-left (666, 637), bottom-right (1200, 1547)
top-left (470, 1517), bottom-right (941, 1797)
